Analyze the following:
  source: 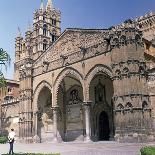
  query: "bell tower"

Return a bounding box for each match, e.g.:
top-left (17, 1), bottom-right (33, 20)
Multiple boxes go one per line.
top-left (32, 0), bottom-right (61, 59)
top-left (14, 0), bottom-right (61, 142)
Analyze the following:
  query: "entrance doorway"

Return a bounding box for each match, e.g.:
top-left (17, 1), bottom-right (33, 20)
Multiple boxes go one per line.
top-left (99, 111), bottom-right (110, 140)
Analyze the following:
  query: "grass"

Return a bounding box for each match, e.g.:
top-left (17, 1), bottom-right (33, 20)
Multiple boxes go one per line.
top-left (140, 146), bottom-right (155, 155)
top-left (2, 153), bottom-right (60, 155)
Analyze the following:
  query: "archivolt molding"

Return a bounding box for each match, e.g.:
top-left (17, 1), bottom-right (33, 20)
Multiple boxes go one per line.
top-left (33, 81), bottom-right (52, 111)
top-left (84, 64), bottom-right (113, 101)
top-left (54, 67), bottom-right (83, 105)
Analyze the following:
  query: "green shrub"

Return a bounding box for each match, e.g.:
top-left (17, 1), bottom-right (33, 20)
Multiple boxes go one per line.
top-left (140, 146), bottom-right (155, 155)
top-left (0, 136), bottom-right (8, 144)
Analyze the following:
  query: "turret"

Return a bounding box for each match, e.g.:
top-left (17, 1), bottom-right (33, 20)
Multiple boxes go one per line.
top-left (46, 0), bottom-right (53, 11)
top-left (14, 28), bottom-right (23, 80)
top-left (25, 24), bottom-right (32, 57)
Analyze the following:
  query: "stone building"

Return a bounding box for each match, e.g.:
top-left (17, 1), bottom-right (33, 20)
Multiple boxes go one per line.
top-left (0, 79), bottom-right (19, 135)
top-left (1, 0), bottom-right (155, 143)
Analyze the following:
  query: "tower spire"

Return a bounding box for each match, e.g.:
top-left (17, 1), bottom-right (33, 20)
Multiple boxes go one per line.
top-left (46, 0), bottom-right (53, 10)
top-left (40, 0), bottom-right (44, 10)
top-left (17, 27), bottom-right (21, 37)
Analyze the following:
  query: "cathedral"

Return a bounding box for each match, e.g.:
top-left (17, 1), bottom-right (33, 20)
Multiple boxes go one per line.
top-left (1, 0), bottom-right (155, 143)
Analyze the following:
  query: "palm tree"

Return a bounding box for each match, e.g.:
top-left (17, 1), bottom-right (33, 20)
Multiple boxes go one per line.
top-left (0, 48), bottom-right (11, 87)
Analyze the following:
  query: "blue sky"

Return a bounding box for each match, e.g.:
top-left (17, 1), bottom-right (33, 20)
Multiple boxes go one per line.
top-left (0, 0), bottom-right (154, 79)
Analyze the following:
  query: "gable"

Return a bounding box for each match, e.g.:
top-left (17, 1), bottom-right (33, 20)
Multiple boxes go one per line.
top-left (34, 29), bottom-right (108, 68)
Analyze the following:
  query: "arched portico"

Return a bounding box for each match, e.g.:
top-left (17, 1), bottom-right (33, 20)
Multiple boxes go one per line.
top-left (33, 81), bottom-right (53, 142)
top-left (53, 68), bottom-right (85, 141)
top-left (85, 65), bottom-right (114, 141)
top-left (33, 81), bottom-right (52, 112)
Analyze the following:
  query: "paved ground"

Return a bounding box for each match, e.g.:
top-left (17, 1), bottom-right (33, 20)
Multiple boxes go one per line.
top-left (0, 141), bottom-right (154, 155)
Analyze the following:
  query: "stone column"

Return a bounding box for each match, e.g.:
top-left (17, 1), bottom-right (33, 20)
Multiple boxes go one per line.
top-left (33, 111), bottom-right (40, 143)
top-left (34, 112), bottom-right (38, 135)
top-left (83, 101), bottom-right (91, 142)
top-left (52, 106), bottom-right (59, 142)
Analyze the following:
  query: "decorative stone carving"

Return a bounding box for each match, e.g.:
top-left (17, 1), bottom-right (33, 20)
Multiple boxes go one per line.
top-left (54, 68), bottom-right (83, 105)
top-left (34, 30), bottom-right (108, 68)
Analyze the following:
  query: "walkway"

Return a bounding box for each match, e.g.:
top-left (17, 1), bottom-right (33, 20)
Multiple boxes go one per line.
top-left (0, 141), bottom-right (154, 155)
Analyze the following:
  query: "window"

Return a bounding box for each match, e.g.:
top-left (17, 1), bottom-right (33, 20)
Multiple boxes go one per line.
top-left (8, 88), bottom-right (12, 93)
top-left (43, 15), bottom-right (45, 21)
top-left (43, 39), bottom-right (47, 51)
top-left (52, 34), bottom-right (56, 42)
top-left (43, 43), bottom-right (47, 51)
top-left (35, 24), bottom-right (39, 35)
top-left (43, 24), bottom-right (47, 36)
top-left (52, 19), bottom-right (56, 26)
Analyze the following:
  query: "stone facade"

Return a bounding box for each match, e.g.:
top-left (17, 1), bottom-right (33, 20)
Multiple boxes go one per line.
top-left (1, 1), bottom-right (155, 143)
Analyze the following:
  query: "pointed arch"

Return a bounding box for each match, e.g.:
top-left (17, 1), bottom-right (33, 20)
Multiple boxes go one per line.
top-left (84, 64), bottom-right (113, 101)
top-left (54, 67), bottom-right (83, 106)
top-left (33, 81), bottom-right (52, 112)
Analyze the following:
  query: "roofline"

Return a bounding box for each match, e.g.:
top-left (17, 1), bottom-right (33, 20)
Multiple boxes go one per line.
top-left (5, 79), bottom-right (20, 85)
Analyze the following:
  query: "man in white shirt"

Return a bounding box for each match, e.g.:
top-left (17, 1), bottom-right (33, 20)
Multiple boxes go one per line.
top-left (8, 129), bottom-right (15, 154)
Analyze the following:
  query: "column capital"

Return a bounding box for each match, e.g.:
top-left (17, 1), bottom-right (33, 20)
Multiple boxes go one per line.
top-left (83, 101), bottom-right (92, 106)
top-left (51, 106), bottom-right (59, 111)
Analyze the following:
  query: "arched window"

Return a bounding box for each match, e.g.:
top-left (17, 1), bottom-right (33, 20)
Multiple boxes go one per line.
top-left (43, 39), bottom-right (47, 51)
top-left (52, 15), bottom-right (56, 26)
top-left (52, 19), bottom-right (56, 26)
top-left (52, 34), bottom-right (56, 42)
top-left (35, 24), bottom-right (39, 35)
top-left (43, 24), bottom-right (47, 36)
top-left (51, 30), bottom-right (57, 42)
top-left (43, 14), bottom-right (46, 21)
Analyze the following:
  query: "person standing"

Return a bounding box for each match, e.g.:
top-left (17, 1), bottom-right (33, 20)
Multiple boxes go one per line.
top-left (8, 128), bottom-right (15, 154)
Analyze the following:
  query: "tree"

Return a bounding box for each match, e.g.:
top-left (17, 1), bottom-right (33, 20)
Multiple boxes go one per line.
top-left (0, 48), bottom-right (10, 135)
top-left (0, 48), bottom-right (11, 87)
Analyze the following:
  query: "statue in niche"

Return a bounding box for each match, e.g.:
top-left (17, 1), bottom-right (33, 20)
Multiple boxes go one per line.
top-left (95, 79), bottom-right (106, 103)
top-left (69, 89), bottom-right (80, 105)
top-left (41, 112), bottom-right (53, 131)
top-left (42, 113), bottom-right (48, 131)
